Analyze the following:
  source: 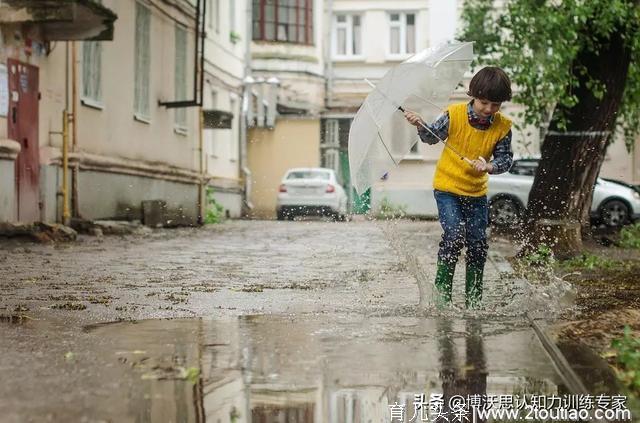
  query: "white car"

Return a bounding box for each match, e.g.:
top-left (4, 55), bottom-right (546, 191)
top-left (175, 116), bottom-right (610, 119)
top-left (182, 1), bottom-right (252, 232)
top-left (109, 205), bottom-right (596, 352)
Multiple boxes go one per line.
top-left (488, 158), bottom-right (640, 227)
top-left (276, 168), bottom-right (348, 221)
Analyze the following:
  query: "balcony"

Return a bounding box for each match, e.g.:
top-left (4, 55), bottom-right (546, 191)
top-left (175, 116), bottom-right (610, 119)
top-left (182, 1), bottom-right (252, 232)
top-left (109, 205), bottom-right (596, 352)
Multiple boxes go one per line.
top-left (0, 0), bottom-right (117, 41)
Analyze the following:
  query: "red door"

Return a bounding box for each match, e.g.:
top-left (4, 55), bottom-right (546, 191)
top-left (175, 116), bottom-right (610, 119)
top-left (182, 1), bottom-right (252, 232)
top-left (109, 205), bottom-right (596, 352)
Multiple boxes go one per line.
top-left (7, 59), bottom-right (40, 222)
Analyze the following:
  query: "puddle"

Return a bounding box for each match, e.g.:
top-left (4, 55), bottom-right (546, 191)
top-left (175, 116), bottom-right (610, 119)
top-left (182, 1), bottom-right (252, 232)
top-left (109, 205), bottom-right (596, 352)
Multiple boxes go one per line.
top-left (87, 315), bottom-right (566, 422)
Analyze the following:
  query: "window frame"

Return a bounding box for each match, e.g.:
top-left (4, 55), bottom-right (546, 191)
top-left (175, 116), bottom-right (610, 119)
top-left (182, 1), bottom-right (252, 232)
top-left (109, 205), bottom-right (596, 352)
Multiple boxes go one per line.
top-left (174, 23), bottom-right (188, 133)
top-left (134, 1), bottom-right (151, 122)
top-left (252, 0), bottom-right (314, 45)
top-left (81, 41), bottom-right (103, 109)
top-left (332, 13), bottom-right (362, 60)
top-left (387, 11), bottom-right (417, 59)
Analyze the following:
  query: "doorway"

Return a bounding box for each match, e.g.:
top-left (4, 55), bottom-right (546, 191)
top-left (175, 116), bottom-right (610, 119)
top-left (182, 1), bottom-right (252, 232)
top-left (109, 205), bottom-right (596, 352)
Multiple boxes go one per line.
top-left (7, 59), bottom-right (40, 222)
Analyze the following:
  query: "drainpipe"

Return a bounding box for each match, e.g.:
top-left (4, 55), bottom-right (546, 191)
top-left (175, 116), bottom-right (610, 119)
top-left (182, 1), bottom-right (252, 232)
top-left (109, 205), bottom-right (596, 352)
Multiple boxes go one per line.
top-left (60, 43), bottom-right (71, 225)
top-left (62, 110), bottom-right (70, 225)
top-left (198, 108), bottom-right (205, 224)
top-left (324, 0), bottom-right (334, 109)
top-left (71, 41), bottom-right (79, 218)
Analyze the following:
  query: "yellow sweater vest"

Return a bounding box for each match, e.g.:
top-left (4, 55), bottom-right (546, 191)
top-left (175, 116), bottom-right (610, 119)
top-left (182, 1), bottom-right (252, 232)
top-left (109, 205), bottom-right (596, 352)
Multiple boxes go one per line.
top-left (433, 102), bottom-right (512, 197)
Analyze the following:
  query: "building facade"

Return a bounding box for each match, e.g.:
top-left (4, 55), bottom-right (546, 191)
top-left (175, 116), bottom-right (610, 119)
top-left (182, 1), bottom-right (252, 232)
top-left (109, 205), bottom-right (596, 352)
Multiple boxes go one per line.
top-left (202, 0), bottom-right (247, 219)
top-left (246, 0), bottom-right (327, 218)
top-left (0, 0), bottom-right (247, 226)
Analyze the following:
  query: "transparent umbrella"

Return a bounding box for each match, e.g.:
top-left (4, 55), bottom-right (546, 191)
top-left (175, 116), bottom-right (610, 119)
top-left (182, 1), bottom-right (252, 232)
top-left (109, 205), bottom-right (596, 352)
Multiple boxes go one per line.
top-left (348, 42), bottom-right (475, 195)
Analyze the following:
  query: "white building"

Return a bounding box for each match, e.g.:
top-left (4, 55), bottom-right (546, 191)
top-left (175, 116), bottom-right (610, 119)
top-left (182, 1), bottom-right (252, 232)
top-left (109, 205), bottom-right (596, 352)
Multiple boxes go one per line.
top-left (202, 0), bottom-right (249, 218)
top-left (324, 0), bottom-right (636, 218)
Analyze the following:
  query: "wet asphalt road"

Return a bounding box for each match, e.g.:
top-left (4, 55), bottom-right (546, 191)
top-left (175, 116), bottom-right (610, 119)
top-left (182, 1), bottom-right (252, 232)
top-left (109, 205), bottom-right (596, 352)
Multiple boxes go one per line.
top-left (0, 219), bottom-right (607, 422)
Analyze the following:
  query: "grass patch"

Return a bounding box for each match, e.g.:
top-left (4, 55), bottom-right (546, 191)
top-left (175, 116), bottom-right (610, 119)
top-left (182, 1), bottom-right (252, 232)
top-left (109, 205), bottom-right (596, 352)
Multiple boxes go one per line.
top-left (611, 326), bottom-right (640, 396)
top-left (558, 253), bottom-right (617, 270)
top-left (204, 187), bottom-right (225, 224)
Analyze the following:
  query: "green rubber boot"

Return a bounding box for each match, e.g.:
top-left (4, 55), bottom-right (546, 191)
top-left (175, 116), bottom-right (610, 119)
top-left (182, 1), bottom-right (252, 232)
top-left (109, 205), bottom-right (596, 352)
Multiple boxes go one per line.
top-left (434, 262), bottom-right (455, 306)
top-left (465, 264), bottom-right (484, 309)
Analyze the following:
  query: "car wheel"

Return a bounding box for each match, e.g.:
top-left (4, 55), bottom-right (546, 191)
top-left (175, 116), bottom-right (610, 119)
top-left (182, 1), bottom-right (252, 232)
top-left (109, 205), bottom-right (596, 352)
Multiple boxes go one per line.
top-left (489, 197), bottom-right (521, 227)
top-left (599, 199), bottom-right (630, 227)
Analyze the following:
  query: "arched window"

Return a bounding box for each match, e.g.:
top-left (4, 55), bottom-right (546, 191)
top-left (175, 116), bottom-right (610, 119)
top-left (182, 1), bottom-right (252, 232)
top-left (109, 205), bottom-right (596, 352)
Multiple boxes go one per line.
top-left (252, 0), bottom-right (314, 44)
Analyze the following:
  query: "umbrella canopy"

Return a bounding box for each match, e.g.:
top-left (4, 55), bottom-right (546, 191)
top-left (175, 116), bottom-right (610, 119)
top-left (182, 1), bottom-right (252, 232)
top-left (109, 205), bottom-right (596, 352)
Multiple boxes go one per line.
top-left (348, 42), bottom-right (474, 195)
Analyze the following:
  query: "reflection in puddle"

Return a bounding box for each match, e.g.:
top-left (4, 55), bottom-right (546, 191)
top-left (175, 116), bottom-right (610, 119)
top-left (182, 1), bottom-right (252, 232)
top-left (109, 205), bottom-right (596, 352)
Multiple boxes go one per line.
top-left (88, 316), bottom-right (562, 422)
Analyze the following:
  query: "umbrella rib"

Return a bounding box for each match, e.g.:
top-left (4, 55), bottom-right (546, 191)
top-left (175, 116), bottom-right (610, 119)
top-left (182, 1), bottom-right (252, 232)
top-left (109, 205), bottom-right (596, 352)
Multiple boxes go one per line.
top-left (364, 78), bottom-right (472, 164)
top-left (377, 131), bottom-right (399, 166)
top-left (411, 93), bottom-right (446, 112)
top-left (416, 120), bottom-right (472, 164)
top-left (434, 42), bottom-right (472, 67)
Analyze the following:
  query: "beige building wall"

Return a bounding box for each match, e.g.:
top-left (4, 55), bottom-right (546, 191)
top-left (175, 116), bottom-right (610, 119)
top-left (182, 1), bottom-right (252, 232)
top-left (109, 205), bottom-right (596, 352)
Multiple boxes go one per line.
top-left (67, 0), bottom-right (198, 169)
top-left (0, 0), bottom-right (205, 224)
top-left (248, 119), bottom-right (321, 217)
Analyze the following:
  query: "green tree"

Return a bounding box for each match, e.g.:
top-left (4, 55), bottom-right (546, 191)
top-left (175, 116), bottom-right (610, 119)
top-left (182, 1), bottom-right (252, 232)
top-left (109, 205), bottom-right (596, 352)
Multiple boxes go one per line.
top-left (461, 0), bottom-right (640, 257)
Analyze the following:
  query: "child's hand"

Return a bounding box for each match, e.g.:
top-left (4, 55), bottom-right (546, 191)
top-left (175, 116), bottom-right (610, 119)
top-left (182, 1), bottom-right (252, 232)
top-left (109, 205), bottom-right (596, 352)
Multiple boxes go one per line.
top-left (471, 157), bottom-right (493, 173)
top-left (404, 111), bottom-right (425, 128)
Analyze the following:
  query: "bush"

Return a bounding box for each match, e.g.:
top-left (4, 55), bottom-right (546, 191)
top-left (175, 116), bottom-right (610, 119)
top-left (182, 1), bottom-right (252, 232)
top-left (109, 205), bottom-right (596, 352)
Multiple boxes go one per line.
top-left (204, 187), bottom-right (225, 224)
top-left (619, 223), bottom-right (640, 249)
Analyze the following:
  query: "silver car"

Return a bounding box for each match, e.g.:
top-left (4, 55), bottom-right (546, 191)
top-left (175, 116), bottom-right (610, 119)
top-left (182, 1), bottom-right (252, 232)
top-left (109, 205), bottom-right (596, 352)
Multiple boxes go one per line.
top-left (276, 168), bottom-right (348, 221)
top-left (488, 158), bottom-right (640, 227)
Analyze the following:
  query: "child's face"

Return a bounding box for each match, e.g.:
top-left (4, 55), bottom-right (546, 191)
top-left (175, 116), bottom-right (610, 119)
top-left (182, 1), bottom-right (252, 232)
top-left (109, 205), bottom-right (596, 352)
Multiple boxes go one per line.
top-left (472, 98), bottom-right (502, 118)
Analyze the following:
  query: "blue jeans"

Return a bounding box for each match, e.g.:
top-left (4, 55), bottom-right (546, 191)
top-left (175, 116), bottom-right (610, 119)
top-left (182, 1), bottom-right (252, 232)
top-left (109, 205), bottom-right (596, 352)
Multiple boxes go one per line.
top-left (434, 190), bottom-right (489, 268)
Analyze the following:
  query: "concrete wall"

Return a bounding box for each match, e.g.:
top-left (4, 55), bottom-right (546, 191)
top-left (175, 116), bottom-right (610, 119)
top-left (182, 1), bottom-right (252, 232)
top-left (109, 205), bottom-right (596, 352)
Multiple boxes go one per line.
top-left (77, 170), bottom-right (198, 223)
top-left (208, 190), bottom-right (242, 219)
top-left (247, 119), bottom-right (321, 217)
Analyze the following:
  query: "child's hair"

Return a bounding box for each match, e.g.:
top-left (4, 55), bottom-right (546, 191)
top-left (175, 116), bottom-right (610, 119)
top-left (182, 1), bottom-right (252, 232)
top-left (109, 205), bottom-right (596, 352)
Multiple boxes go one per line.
top-left (467, 67), bottom-right (512, 102)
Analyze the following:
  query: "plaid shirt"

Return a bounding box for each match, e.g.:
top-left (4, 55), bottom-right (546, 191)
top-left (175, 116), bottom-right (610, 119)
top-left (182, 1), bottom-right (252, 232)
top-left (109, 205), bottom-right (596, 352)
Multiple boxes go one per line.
top-left (417, 101), bottom-right (513, 174)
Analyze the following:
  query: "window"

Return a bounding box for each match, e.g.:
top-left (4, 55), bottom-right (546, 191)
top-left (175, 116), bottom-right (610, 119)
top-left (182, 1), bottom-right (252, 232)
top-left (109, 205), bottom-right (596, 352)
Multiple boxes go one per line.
top-left (134, 2), bottom-right (151, 119)
top-left (253, 0), bottom-right (313, 44)
top-left (230, 0), bottom-right (236, 32)
top-left (208, 0), bottom-right (220, 33)
top-left (286, 170), bottom-right (330, 180)
top-left (509, 159), bottom-right (539, 176)
top-left (174, 24), bottom-right (187, 129)
top-left (333, 14), bottom-right (361, 57)
top-left (82, 41), bottom-right (102, 105)
top-left (389, 12), bottom-right (416, 56)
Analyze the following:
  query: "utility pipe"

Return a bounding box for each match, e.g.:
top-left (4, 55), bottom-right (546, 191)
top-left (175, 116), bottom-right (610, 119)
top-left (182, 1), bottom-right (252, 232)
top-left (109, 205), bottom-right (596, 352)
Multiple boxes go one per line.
top-left (71, 41), bottom-right (79, 217)
top-left (62, 110), bottom-right (70, 225)
top-left (198, 108), bottom-right (205, 224)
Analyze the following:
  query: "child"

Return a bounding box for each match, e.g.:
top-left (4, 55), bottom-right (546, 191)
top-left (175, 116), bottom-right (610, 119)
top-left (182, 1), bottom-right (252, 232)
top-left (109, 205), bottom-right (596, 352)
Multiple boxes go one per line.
top-left (404, 66), bottom-right (513, 308)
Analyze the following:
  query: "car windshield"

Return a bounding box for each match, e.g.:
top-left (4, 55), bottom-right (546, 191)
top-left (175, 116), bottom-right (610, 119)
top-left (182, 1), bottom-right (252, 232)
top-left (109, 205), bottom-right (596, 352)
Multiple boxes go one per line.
top-left (509, 160), bottom-right (539, 176)
top-left (286, 170), bottom-right (331, 180)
